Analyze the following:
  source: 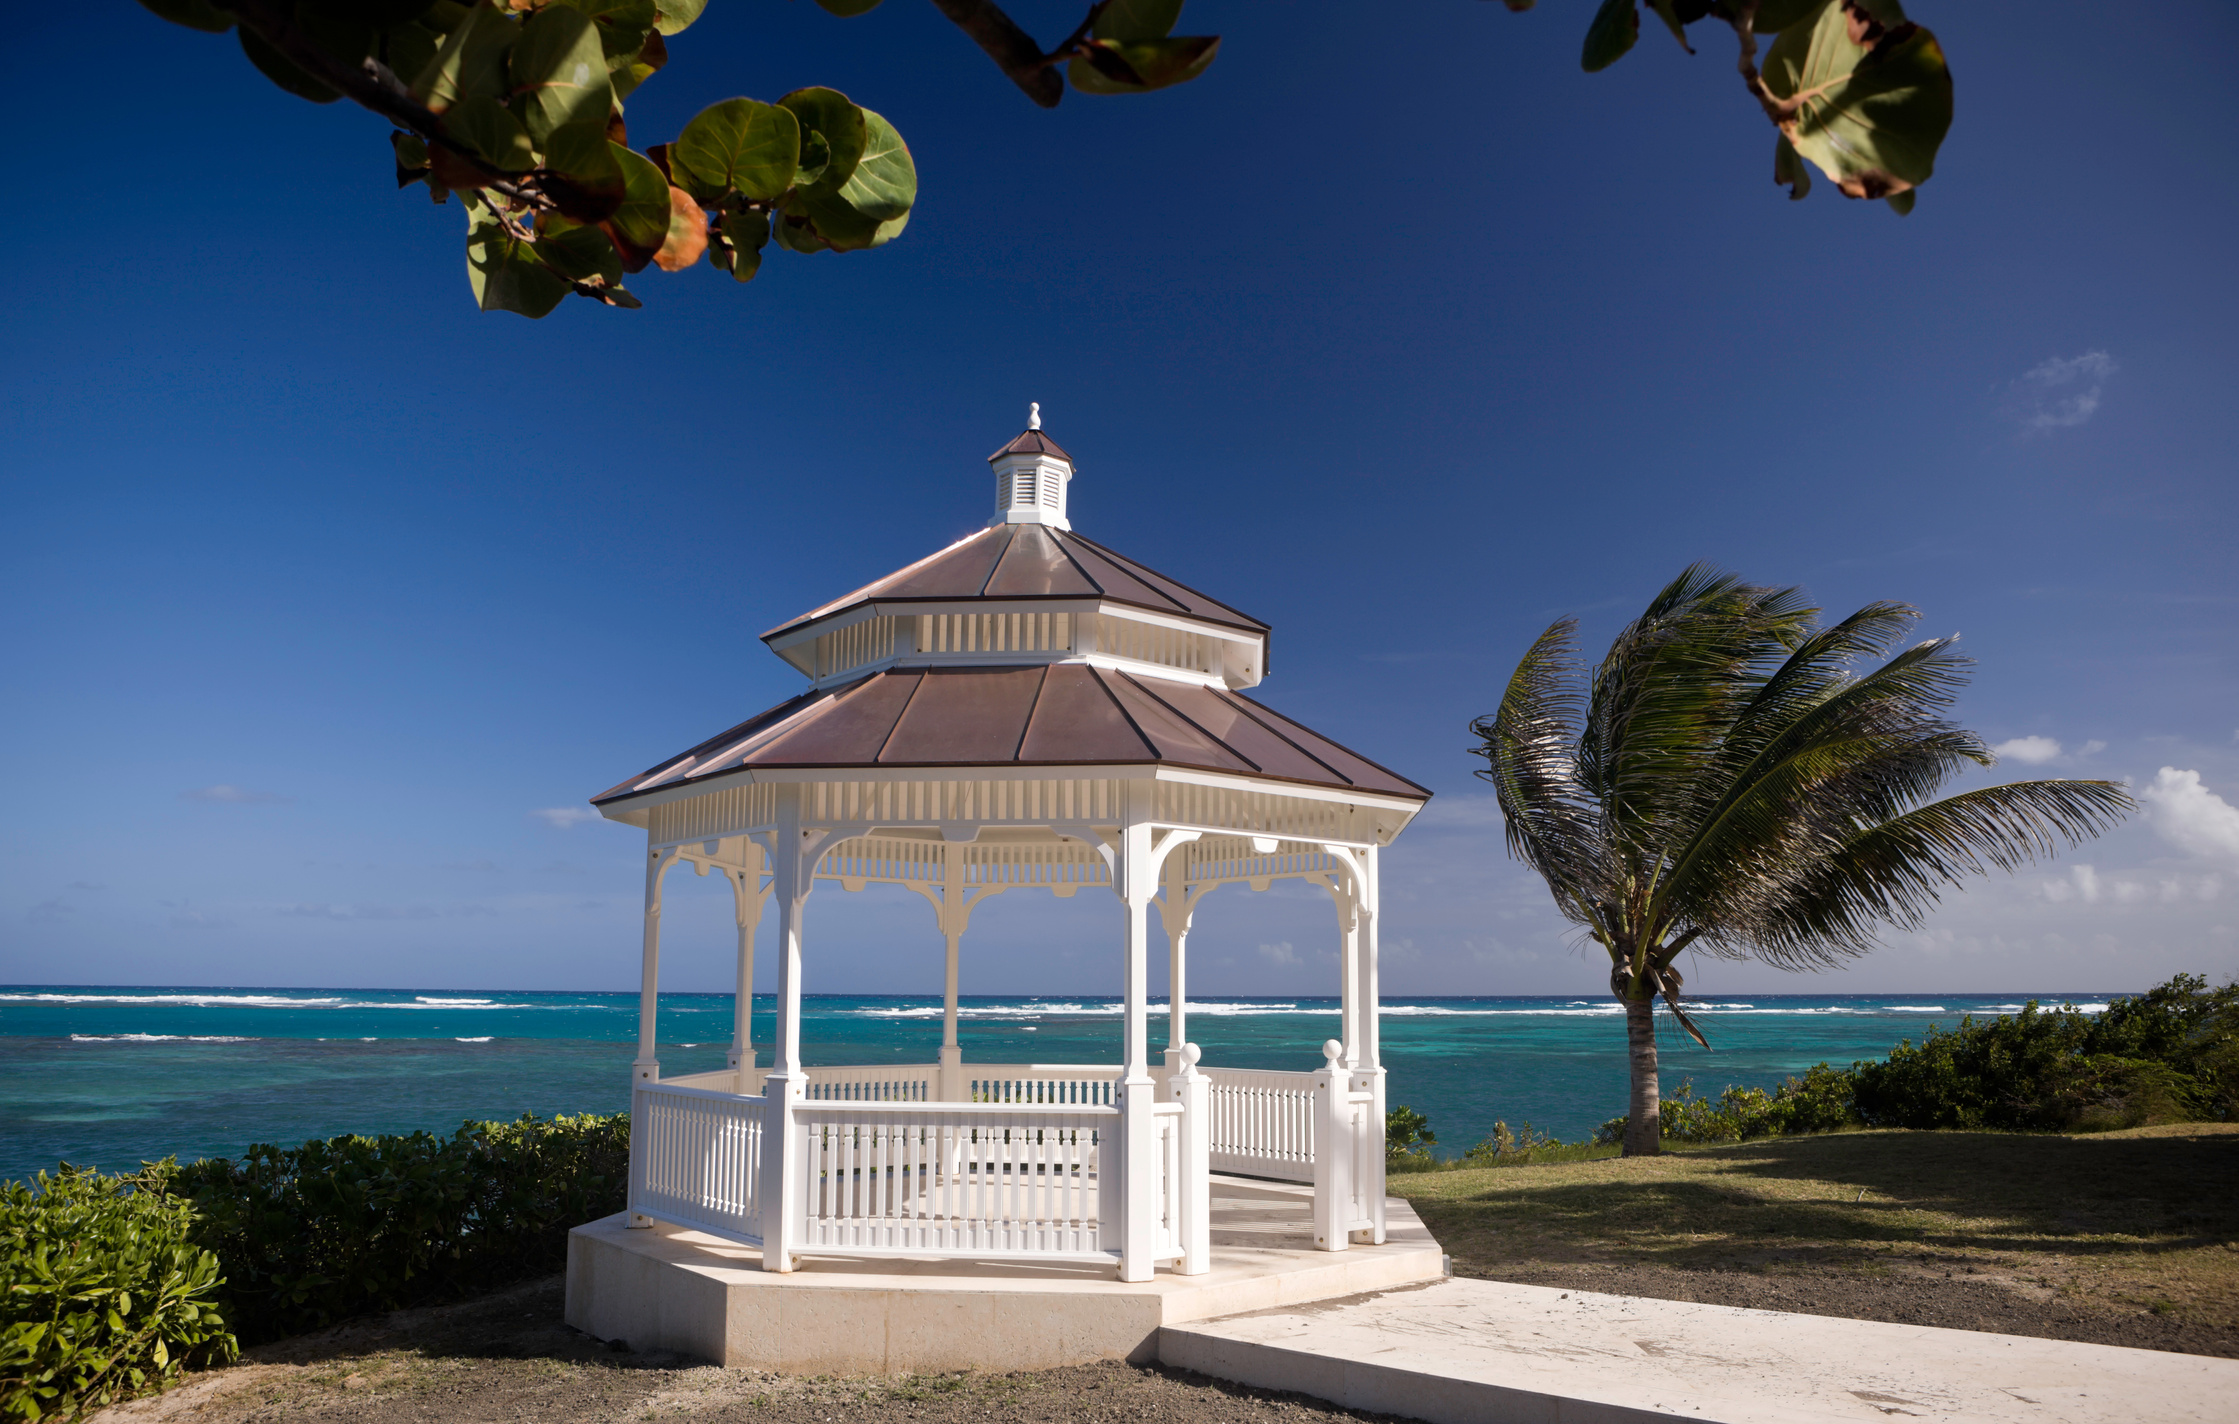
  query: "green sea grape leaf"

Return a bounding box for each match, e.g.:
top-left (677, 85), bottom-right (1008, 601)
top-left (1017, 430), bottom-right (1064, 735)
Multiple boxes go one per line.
top-left (392, 130), bottom-right (430, 186)
top-left (772, 211), bottom-right (828, 254)
top-left (609, 30), bottom-right (666, 100)
top-left (554, 0), bottom-right (655, 59)
top-left (1068, 36), bottom-right (1217, 93)
top-left (1092, 0), bottom-right (1181, 40)
top-left (651, 0), bottom-right (705, 35)
top-left (1644, 0), bottom-right (1692, 52)
top-left (136, 0), bottom-right (235, 33)
top-left (1773, 133), bottom-right (1811, 199)
top-left (777, 88), bottom-right (866, 192)
top-left (1886, 188), bottom-right (1916, 215)
top-left (673, 98), bottom-right (800, 204)
top-left (467, 214), bottom-right (571, 317)
top-left (818, 105), bottom-right (911, 221)
top-left (711, 207), bottom-right (769, 281)
top-left (533, 215), bottom-right (623, 284)
top-left (443, 94), bottom-right (533, 171)
top-left (599, 141), bottom-right (673, 270)
top-left (538, 119), bottom-right (626, 222)
top-left (413, 1), bottom-right (514, 112)
top-left (1763, 1), bottom-right (1951, 198)
top-left (380, 21), bottom-right (443, 96)
top-left (1580, 0), bottom-right (1638, 72)
top-left (510, 5), bottom-right (611, 144)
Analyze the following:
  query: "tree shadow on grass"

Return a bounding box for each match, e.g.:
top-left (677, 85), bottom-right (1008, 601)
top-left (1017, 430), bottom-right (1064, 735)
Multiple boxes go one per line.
top-left (1423, 1128), bottom-right (2239, 1269)
top-left (1685, 1129), bottom-right (2239, 1251)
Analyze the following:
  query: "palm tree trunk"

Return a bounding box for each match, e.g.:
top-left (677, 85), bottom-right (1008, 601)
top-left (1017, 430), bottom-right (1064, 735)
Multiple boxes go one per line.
top-left (1623, 992), bottom-right (1661, 1156)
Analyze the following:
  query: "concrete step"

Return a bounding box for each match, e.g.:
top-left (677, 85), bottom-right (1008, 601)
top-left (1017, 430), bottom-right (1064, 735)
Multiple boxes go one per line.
top-left (1158, 1276), bottom-right (2239, 1424)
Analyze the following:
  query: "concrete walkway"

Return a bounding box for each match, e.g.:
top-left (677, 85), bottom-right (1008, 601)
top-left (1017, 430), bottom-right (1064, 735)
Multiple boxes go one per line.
top-left (1159, 1276), bottom-right (2239, 1424)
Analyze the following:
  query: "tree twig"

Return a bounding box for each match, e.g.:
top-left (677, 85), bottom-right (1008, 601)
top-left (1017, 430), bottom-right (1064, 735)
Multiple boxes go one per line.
top-left (1727, 1), bottom-right (1787, 128)
top-left (924, 0), bottom-right (1065, 107)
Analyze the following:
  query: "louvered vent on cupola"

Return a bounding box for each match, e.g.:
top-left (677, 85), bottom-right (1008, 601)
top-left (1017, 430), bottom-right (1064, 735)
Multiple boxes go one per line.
top-left (987, 402), bottom-right (1073, 530)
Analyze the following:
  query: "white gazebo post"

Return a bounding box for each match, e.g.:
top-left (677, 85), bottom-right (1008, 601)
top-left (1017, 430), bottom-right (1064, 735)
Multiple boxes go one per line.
top-left (1115, 810), bottom-right (1159, 1282)
top-left (628, 845), bottom-right (679, 1228)
top-left (1358, 844), bottom-right (1388, 1242)
top-left (724, 840), bottom-right (770, 1085)
top-left (757, 785), bottom-right (823, 1273)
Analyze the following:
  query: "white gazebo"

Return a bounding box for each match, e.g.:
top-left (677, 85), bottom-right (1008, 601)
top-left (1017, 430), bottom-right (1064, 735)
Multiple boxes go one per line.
top-left (566, 411), bottom-right (1436, 1367)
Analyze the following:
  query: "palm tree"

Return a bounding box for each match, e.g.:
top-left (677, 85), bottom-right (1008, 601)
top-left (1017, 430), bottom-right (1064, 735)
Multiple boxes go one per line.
top-left (1468, 566), bottom-right (2133, 1156)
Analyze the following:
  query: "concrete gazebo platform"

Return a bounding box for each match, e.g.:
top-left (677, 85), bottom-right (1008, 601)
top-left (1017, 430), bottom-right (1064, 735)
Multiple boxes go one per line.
top-left (567, 1175), bottom-right (1442, 1372)
top-left (565, 408), bottom-right (1438, 1369)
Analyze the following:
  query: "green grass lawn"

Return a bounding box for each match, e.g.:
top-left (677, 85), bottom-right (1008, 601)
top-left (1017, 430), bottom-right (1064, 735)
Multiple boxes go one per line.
top-left (1389, 1123), bottom-right (2239, 1331)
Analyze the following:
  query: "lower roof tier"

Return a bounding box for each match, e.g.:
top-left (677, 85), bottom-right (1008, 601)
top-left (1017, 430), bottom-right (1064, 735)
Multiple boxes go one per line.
top-left (593, 665), bottom-right (1429, 809)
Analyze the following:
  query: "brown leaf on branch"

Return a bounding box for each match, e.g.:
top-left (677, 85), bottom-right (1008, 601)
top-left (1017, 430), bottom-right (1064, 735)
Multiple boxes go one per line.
top-left (653, 187), bottom-right (710, 271)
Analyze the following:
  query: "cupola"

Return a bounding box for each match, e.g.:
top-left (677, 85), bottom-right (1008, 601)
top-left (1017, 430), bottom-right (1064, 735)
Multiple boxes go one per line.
top-left (988, 402), bottom-right (1072, 529)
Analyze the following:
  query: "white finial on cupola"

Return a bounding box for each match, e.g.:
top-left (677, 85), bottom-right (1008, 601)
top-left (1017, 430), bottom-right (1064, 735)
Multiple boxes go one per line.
top-left (987, 409), bottom-right (1074, 530)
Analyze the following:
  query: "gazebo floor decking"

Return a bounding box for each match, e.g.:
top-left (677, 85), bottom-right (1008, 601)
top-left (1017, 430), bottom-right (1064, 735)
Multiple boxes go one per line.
top-left (564, 1175), bottom-right (1445, 1375)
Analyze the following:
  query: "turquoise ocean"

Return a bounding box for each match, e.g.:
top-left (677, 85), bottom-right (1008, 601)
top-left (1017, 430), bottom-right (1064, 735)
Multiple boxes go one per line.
top-left (0, 986), bottom-right (2121, 1185)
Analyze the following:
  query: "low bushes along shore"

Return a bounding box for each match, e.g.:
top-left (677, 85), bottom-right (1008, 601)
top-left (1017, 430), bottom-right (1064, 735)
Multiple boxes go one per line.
top-left (1387, 972), bottom-right (2239, 1169)
top-left (1, 1113), bottom-right (626, 1421)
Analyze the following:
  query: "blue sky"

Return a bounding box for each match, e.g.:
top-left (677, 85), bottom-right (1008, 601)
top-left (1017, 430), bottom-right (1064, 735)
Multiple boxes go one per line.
top-left (3, 1), bottom-right (2234, 1000)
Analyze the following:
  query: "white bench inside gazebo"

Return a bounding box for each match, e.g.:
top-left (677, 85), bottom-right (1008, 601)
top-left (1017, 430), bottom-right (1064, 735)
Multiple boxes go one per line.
top-left (566, 411), bottom-right (1438, 1368)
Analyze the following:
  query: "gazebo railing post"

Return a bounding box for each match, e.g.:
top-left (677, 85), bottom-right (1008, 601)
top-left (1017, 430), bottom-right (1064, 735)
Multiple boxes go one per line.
top-left (1170, 1043), bottom-right (1211, 1275)
top-left (758, 789), bottom-right (819, 1273)
top-left (1311, 1038), bottom-right (1350, 1252)
top-left (629, 846), bottom-right (678, 1229)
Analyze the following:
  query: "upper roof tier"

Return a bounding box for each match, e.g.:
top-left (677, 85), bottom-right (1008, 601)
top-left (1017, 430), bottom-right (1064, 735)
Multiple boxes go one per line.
top-left (763, 414), bottom-right (1272, 691)
top-left (764, 523), bottom-right (1268, 640)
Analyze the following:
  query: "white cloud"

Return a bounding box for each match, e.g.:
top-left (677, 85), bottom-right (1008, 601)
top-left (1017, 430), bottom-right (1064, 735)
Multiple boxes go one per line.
top-left (2139, 768), bottom-right (2239, 866)
top-left (1992, 735), bottom-right (2063, 764)
top-left (182, 784), bottom-right (289, 804)
top-left (2079, 740), bottom-right (2106, 756)
top-left (1257, 941), bottom-right (1300, 967)
top-left (2007, 350), bottom-right (2115, 432)
top-left (532, 807), bottom-right (601, 829)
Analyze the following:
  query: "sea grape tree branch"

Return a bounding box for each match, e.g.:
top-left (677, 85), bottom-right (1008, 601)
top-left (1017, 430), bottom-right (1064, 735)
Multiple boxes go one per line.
top-left (925, 0), bottom-right (1067, 107)
top-left (222, 0), bottom-right (547, 207)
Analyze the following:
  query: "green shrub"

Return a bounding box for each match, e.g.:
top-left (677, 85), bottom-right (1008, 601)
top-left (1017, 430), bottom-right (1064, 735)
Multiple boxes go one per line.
top-left (1460, 1120), bottom-right (1560, 1164)
top-left (1850, 980), bottom-right (2236, 1132)
top-left (1, 1165), bottom-right (236, 1423)
top-left (162, 1112), bottom-right (627, 1345)
top-left (1385, 1104), bottom-right (1438, 1171)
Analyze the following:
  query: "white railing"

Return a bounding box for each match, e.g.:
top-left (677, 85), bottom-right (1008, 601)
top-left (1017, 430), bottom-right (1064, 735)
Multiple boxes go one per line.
top-left (632, 1082), bottom-right (767, 1245)
top-left (1202, 1066), bottom-right (1318, 1182)
top-left (796, 1103), bottom-right (1114, 1260)
top-left (967, 1062), bottom-right (1119, 1106)
top-left (738, 1064), bottom-right (939, 1102)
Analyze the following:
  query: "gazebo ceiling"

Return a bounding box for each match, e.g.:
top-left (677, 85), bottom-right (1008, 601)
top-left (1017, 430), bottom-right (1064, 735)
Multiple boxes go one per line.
top-left (762, 522), bottom-right (1268, 644)
top-left (592, 663), bottom-right (1428, 809)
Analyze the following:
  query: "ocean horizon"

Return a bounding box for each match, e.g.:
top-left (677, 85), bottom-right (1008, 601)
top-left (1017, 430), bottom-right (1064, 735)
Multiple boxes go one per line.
top-left (0, 984), bottom-right (2128, 1186)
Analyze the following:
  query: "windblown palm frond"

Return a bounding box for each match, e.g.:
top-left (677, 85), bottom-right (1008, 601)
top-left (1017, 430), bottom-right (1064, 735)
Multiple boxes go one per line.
top-left (1467, 564), bottom-right (2133, 1154)
top-left (1470, 619), bottom-right (1605, 922)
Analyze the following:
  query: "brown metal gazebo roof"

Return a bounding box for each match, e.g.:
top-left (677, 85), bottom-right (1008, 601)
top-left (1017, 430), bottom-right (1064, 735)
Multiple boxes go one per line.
top-left (593, 664), bottom-right (1427, 808)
